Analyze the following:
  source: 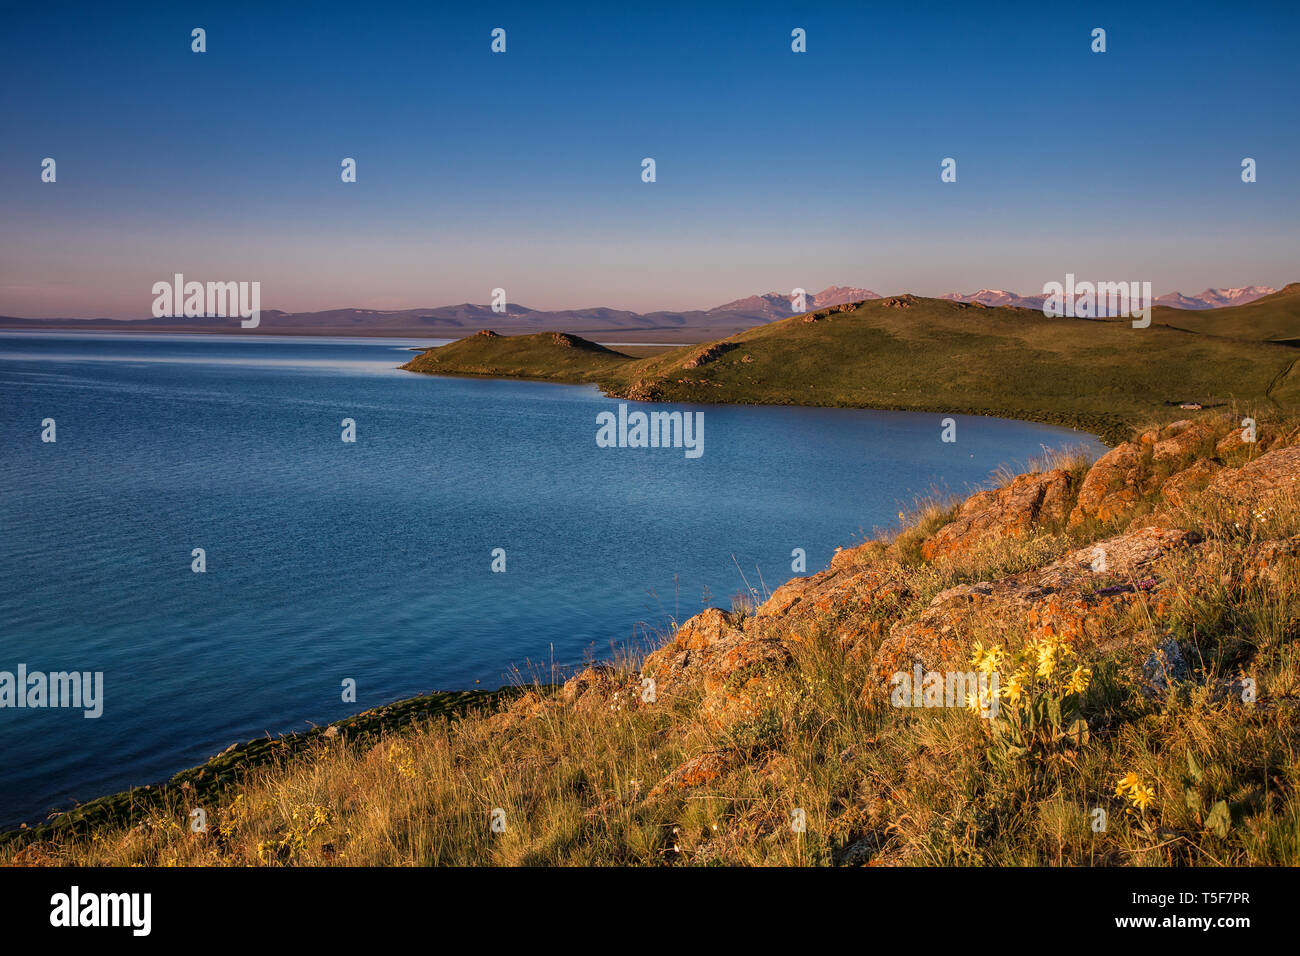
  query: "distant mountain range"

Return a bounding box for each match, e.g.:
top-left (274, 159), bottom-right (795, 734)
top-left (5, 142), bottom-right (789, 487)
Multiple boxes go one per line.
top-left (1151, 287), bottom-right (1278, 310)
top-left (0, 285), bottom-right (1281, 340)
top-left (706, 286), bottom-right (881, 321)
top-left (938, 286), bottom-right (1276, 312)
top-left (711, 284), bottom-right (1279, 318)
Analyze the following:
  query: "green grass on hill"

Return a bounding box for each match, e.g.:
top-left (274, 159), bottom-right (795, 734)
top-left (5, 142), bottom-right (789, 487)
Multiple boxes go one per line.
top-left (403, 330), bottom-right (629, 382)
top-left (1155, 283), bottom-right (1300, 344)
top-left (402, 292), bottom-right (1300, 445)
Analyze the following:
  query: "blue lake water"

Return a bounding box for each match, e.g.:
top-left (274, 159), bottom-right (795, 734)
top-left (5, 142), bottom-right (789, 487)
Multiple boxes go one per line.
top-left (0, 332), bottom-right (1107, 828)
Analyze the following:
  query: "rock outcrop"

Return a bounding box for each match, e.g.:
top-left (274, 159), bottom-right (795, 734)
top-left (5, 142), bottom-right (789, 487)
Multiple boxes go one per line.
top-left (1152, 419), bottom-right (1213, 462)
top-left (1068, 440), bottom-right (1148, 527)
top-left (875, 526), bottom-right (1199, 682)
top-left (545, 414), bottom-right (1300, 828)
top-left (1205, 445), bottom-right (1300, 506)
top-left (640, 608), bottom-right (796, 728)
top-left (556, 414), bottom-right (1300, 717)
top-left (1159, 458), bottom-right (1222, 508)
top-left (921, 469), bottom-right (1074, 561)
top-left (682, 342), bottom-right (738, 369)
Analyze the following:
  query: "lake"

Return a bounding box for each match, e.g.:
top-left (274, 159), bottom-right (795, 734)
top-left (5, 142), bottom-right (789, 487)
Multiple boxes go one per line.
top-left (0, 332), bottom-right (1107, 828)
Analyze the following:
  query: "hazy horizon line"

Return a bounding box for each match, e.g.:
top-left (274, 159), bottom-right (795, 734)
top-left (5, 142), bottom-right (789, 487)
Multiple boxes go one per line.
top-left (3, 277), bottom-right (1292, 323)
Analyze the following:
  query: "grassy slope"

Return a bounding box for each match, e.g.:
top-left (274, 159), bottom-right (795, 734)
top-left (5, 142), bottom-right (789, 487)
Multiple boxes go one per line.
top-left (402, 294), bottom-right (1300, 446)
top-left (6, 413), bottom-right (1298, 866)
top-left (0, 689), bottom-right (518, 849)
top-left (1155, 283), bottom-right (1300, 343)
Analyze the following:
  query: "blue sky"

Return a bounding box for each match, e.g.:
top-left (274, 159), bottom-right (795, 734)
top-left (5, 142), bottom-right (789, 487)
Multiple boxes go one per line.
top-left (1, 0), bottom-right (1297, 317)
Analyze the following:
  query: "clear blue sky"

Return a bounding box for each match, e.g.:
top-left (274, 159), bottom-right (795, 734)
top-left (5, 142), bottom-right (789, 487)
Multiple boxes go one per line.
top-left (2, 0), bottom-right (1297, 317)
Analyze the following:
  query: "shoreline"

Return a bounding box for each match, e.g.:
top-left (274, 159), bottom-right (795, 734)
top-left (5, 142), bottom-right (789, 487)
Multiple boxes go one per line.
top-left (1, 326), bottom-right (1256, 838)
top-left (0, 401), bottom-right (1104, 840)
top-left (9, 409), bottom-right (1298, 864)
top-left (4, 324), bottom-right (1124, 441)
top-left (0, 688), bottom-right (525, 843)
top-left (400, 363), bottom-right (1125, 447)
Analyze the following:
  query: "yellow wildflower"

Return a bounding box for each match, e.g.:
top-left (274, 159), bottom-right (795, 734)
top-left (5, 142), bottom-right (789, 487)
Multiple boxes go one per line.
top-left (1115, 771), bottom-right (1141, 797)
top-left (1035, 641), bottom-right (1057, 679)
top-left (1000, 673), bottom-right (1024, 704)
top-left (977, 645), bottom-right (1004, 676)
top-left (1130, 784), bottom-right (1156, 812)
top-left (1066, 665), bottom-right (1092, 695)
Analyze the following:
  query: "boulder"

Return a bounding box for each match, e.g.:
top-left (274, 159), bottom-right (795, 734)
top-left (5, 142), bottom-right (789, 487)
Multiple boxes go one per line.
top-left (672, 607), bottom-right (740, 650)
top-left (699, 636), bottom-right (794, 726)
top-left (872, 526), bottom-right (1198, 682)
top-left (1069, 441), bottom-right (1148, 527)
top-left (757, 576), bottom-right (821, 618)
top-left (640, 608), bottom-right (743, 697)
top-left (1152, 420), bottom-right (1213, 463)
top-left (1239, 535), bottom-right (1300, 588)
top-left (1160, 459), bottom-right (1222, 508)
top-left (921, 469), bottom-right (1074, 561)
top-left (1217, 425), bottom-right (1272, 457)
top-left (1142, 638), bottom-right (1191, 697)
top-left (641, 608), bottom-right (796, 728)
top-left (559, 664), bottom-right (639, 713)
top-left (831, 539), bottom-right (887, 571)
top-left (648, 750), bottom-right (737, 797)
top-left (1205, 445), bottom-right (1300, 507)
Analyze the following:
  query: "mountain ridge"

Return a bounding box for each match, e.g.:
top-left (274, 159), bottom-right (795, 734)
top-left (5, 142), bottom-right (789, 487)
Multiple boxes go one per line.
top-left (0, 284), bottom-right (1284, 340)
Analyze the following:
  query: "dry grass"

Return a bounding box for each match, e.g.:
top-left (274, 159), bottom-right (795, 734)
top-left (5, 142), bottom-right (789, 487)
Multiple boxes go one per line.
top-left (5, 413), bottom-right (1299, 867)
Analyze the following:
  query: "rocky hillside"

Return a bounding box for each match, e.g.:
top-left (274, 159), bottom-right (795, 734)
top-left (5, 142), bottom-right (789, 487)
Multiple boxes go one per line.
top-left (6, 413), bottom-right (1299, 866)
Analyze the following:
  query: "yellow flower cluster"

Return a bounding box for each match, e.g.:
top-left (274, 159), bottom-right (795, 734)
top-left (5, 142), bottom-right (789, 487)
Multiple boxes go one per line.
top-left (218, 792), bottom-right (246, 838)
top-left (1115, 771), bottom-right (1156, 812)
top-left (1066, 664), bottom-right (1092, 695)
top-left (255, 803), bottom-right (334, 864)
top-left (386, 741), bottom-right (418, 779)
top-left (968, 635), bottom-right (1092, 704)
top-left (970, 641), bottom-right (1004, 676)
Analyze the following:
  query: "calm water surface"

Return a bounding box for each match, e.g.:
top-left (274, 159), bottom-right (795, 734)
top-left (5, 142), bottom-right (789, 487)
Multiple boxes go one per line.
top-left (0, 332), bottom-right (1106, 827)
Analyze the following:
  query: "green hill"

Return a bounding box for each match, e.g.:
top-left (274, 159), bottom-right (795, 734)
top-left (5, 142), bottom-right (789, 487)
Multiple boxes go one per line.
top-left (1154, 283), bottom-right (1300, 344)
top-left (403, 294), bottom-right (1300, 445)
top-left (402, 329), bottom-right (629, 382)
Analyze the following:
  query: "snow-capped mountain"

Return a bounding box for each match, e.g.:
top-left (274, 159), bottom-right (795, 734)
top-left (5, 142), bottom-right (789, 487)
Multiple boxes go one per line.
top-left (941, 286), bottom-right (1276, 312)
top-left (940, 289), bottom-right (1025, 308)
top-left (940, 289), bottom-right (1047, 309)
top-left (1154, 287), bottom-right (1276, 309)
top-left (706, 286), bottom-right (881, 320)
top-left (8, 284), bottom-right (1284, 339)
top-left (708, 285), bottom-right (1281, 323)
